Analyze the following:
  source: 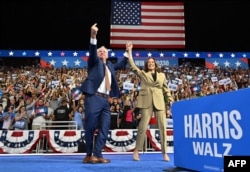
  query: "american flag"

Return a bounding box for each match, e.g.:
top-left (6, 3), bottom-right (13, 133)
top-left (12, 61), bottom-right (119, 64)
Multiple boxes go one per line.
top-left (110, 0), bottom-right (185, 49)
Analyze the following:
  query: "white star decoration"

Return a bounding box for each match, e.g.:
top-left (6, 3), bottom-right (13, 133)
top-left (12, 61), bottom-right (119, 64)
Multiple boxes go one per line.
top-left (231, 53), bottom-right (235, 58)
top-left (195, 53), bottom-right (200, 58)
top-left (219, 53), bottom-right (223, 58)
top-left (22, 51), bottom-right (26, 56)
top-left (62, 59), bottom-right (69, 66)
top-left (183, 53), bottom-right (188, 57)
top-left (172, 53), bottom-right (176, 57)
top-left (224, 60), bottom-right (230, 67)
top-left (213, 61), bottom-right (219, 66)
top-left (86, 52), bottom-right (89, 56)
top-left (50, 59), bottom-right (56, 66)
top-left (35, 51), bottom-right (40, 56)
top-left (9, 51), bottom-right (14, 56)
top-left (73, 52), bottom-right (78, 56)
top-left (48, 52), bottom-right (53, 56)
top-left (111, 52), bottom-right (115, 57)
top-left (74, 59), bottom-right (81, 66)
top-left (235, 61), bottom-right (241, 67)
top-left (147, 52), bottom-right (152, 57)
top-left (160, 52), bottom-right (164, 57)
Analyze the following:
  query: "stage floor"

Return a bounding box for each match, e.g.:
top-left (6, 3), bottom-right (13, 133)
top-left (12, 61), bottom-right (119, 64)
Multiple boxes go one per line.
top-left (0, 152), bottom-right (195, 172)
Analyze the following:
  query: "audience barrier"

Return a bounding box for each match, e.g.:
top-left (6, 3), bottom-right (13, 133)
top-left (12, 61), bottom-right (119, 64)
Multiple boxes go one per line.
top-left (0, 129), bottom-right (173, 154)
top-left (172, 88), bottom-right (250, 172)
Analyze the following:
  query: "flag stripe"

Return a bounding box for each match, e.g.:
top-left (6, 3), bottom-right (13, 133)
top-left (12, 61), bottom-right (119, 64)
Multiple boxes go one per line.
top-left (110, 1), bottom-right (185, 49)
top-left (142, 16), bottom-right (184, 20)
top-left (142, 22), bottom-right (184, 26)
top-left (110, 40), bottom-right (185, 45)
top-left (110, 28), bottom-right (185, 34)
top-left (141, 2), bottom-right (184, 6)
top-left (111, 25), bottom-right (185, 31)
top-left (110, 36), bottom-right (185, 41)
top-left (110, 44), bottom-right (185, 49)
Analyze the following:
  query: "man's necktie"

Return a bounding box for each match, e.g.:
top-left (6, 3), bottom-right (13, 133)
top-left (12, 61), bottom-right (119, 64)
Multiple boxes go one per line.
top-left (105, 65), bottom-right (111, 91)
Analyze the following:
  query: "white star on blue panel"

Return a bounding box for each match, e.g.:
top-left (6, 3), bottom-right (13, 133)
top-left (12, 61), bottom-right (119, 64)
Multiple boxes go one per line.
top-left (74, 59), bottom-right (81, 66)
top-left (62, 59), bottom-right (69, 66)
top-left (48, 52), bottom-right (53, 56)
top-left (35, 51), bottom-right (40, 56)
top-left (213, 61), bottom-right (219, 67)
top-left (50, 59), bottom-right (56, 66)
top-left (183, 53), bottom-right (188, 57)
top-left (235, 61), bottom-right (241, 67)
top-left (9, 51), bottom-right (14, 56)
top-left (195, 53), bottom-right (200, 58)
top-left (224, 60), bottom-right (230, 67)
top-left (219, 53), bottom-right (224, 58)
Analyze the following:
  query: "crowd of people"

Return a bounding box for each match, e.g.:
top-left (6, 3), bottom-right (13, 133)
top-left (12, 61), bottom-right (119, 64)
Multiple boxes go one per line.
top-left (0, 59), bottom-right (249, 131)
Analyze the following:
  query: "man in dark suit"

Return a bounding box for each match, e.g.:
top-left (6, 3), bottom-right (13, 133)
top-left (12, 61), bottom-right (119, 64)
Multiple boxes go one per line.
top-left (72, 23), bottom-right (128, 164)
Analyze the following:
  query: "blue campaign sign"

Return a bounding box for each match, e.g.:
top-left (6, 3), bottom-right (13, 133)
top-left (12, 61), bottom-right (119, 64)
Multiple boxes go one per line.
top-left (132, 57), bottom-right (178, 67)
top-left (172, 88), bottom-right (250, 172)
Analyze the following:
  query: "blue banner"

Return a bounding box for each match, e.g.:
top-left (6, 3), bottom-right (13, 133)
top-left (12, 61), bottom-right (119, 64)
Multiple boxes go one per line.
top-left (40, 55), bottom-right (178, 68)
top-left (131, 57), bottom-right (178, 67)
top-left (206, 58), bottom-right (249, 69)
top-left (1, 49), bottom-right (250, 69)
top-left (172, 88), bottom-right (250, 172)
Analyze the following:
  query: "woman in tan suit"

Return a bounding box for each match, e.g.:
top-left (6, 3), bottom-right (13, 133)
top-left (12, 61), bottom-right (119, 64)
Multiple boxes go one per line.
top-left (126, 42), bottom-right (174, 161)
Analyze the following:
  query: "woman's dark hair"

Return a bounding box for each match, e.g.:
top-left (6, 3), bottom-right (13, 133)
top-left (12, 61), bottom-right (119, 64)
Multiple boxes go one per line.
top-left (144, 57), bottom-right (161, 72)
top-left (19, 105), bottom-right (26, 113)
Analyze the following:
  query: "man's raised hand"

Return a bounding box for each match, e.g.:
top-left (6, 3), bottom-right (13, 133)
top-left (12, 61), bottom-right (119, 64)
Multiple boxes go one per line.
top-left (91, 23), bottom-right (98, 38)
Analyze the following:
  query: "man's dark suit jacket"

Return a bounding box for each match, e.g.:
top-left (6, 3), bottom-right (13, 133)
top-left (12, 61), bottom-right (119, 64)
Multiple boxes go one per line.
top-left (79, 44), bottom-right (128, 98)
